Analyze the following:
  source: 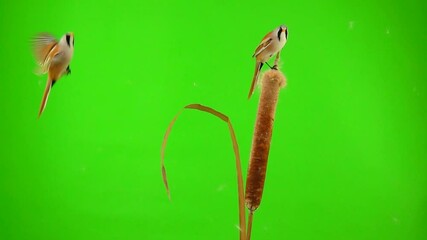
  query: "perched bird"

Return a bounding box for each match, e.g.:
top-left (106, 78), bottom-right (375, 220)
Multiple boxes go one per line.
top-left (32, 32), bottom-right (75, 118)
top-left (248, 25), bottom-right (288, 99)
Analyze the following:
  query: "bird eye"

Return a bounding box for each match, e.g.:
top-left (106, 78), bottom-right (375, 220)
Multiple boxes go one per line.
top-left (66, 34), bottom-right (71, 47)
top-left (277, 27), bottom-right (283, 40)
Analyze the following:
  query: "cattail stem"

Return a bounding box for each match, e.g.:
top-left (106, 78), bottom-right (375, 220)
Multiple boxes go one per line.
top-left (247, 211), bottom-right (254, 240)
top-left (245, 69), bottom-right (286, 212)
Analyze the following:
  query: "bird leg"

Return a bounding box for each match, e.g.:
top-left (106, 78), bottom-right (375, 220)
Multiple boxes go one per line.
top-left (273, 51), bottom-right (281, 70)
top-left (265, 62), bottom-right (274, 69)
top-left (66, 66), bottom-right (71, 75)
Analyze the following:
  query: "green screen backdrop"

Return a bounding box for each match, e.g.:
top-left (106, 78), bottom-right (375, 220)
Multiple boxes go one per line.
top-left (0, 0), bottom-right (426, 239)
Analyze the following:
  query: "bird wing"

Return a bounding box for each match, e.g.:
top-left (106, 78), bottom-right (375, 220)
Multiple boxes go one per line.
top-left (32, 33), bottom-right (58, 74)
top-left (39, 44), bottom-right (62, 75)
top-left (252, 35), bottom-right (273, 58)
top-left (50, 50), bottom-right (65, 64)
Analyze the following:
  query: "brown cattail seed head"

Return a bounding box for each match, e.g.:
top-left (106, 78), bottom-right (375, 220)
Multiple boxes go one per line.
top-left (245, 69), bottom-right (286, 212)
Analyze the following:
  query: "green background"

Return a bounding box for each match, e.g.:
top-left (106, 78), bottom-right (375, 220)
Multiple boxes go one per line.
top-left (0, 0), bottom-right (426, 239)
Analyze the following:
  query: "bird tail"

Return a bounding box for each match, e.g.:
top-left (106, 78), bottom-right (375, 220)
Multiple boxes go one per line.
top-left (38, 76), bottom-right (55, 118)
top-left (248, 62), bottom-right (263, 99)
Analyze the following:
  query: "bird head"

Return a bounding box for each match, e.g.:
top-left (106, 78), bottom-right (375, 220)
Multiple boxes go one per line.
top-left (60, 32), bottom-right (75, 49)
top-left (277, 25), bottom-right (288, 41)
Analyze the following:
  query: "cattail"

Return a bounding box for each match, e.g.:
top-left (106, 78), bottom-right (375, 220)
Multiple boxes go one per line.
top-left (245, 69), bottom-right (286, 212)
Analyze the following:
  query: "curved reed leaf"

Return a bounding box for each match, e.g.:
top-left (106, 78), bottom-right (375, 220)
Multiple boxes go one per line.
top-left (160, 104), bottom-right (246, 240)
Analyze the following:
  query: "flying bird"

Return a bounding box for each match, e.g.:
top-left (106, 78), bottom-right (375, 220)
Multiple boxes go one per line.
top-left (248, 25), bottom-right (288, 99)
top-left (32, 32), bottom-right (75, 118)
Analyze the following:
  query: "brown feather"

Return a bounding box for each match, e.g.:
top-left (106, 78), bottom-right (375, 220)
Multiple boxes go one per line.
top-left (38, 49), bottom-right (65, 118)
top-left (38, 78), bottom-right (52, 118)
top-left (48, 51), bottom-right (68, 81)
top-left (32, 33), bottom-right (58, 66)
top-left (248, 62), bottom-right (263, 99)
top-left (253, 37), bottom-right (272, 58)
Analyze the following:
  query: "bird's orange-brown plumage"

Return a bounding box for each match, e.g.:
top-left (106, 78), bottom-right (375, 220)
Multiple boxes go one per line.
top-left (32, 33), bottom-right (57, 68)
top-left (248, 62), bottom-right (263, 99)
top-left (248, 26), bottom-right (288, 99)
top-left (249, 34), bottom-right (273, 99)
top-left (37, 46), bottom-right (68, 118)
top-left (253, 34), bottom-right (273, 58)
top-left (32, 32), bottom-right (75, 118)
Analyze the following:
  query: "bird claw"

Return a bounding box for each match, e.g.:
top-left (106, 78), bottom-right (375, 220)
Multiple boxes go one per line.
top-left (66, 66), bottom-right (71, 75)
top-left (272, 65), bottom-right (278, 70)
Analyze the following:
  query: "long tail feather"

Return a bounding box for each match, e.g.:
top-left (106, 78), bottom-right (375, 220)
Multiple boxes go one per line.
top-left (38, 78), bottom-right (53, 118)
top-left (248, 62), bottom-right (263, 99)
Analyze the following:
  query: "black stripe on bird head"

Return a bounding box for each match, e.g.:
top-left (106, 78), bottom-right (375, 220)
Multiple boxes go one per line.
top-left (66, 34), bottom-right (71, 47)
top-left (277, 27), bottom-right (283, 41)
top-left (284, 28), bottom-right (288, 39)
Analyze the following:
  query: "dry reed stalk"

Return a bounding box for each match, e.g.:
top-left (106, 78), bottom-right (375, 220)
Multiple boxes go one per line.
top-left (161, 104), bottom-right (247, 240)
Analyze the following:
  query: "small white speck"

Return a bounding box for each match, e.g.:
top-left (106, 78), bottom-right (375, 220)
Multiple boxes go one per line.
top-left (413, 87), bottom-right (420, 96)
top-left (349, 21), bottom-right (355, 30)
top-left (216, 184), bottom-right (226, 192)
top-left (235, 224), bottom-right (241, 231)
top-left (392, 217), bottom-right (400, 224)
